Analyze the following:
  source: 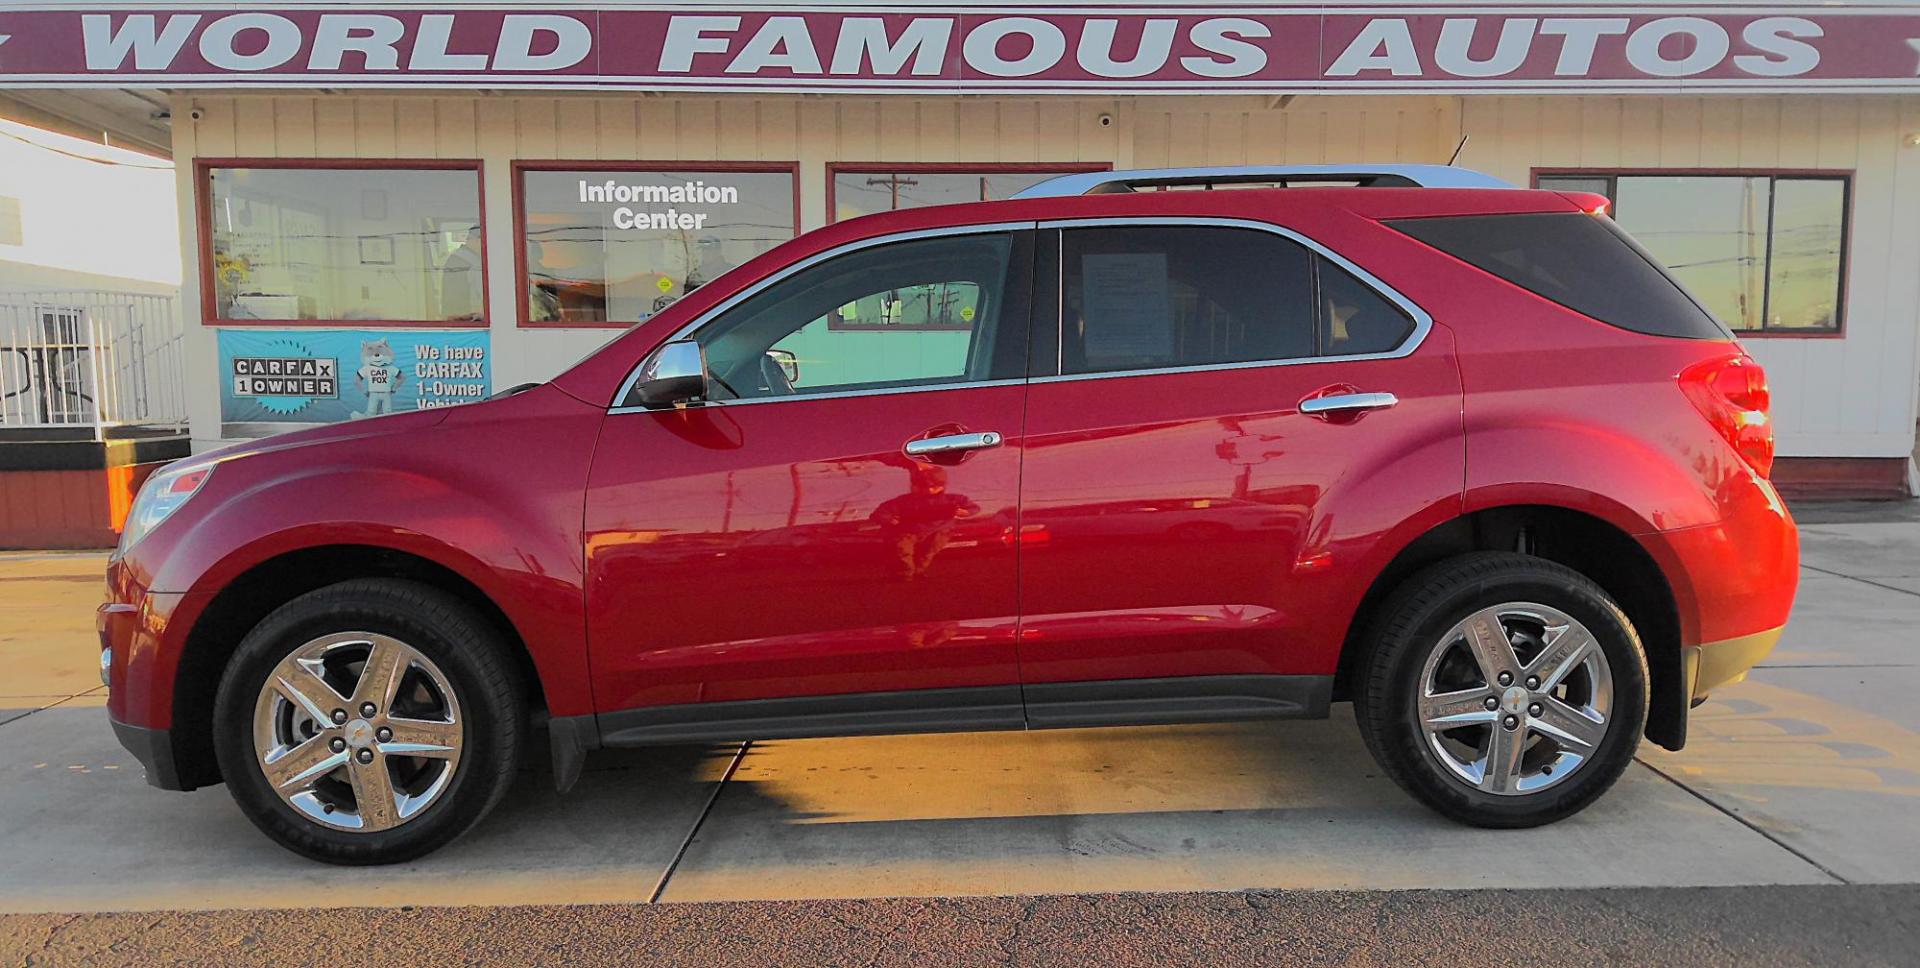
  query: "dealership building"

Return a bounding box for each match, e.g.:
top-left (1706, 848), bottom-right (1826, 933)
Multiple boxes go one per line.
top-left (3, 1), bottom-right (1920, 545)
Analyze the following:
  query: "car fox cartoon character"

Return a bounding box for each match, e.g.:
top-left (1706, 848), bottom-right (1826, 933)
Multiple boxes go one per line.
top-left (352, 338), bottom-right (404, 418)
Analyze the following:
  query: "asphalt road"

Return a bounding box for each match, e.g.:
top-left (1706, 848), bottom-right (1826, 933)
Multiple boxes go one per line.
top-left (5, 884), bottom-right (1917, 967)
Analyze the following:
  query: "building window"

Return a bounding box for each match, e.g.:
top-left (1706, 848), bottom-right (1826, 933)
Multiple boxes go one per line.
top-left (1537, 171), bottom-right (1848, 334)
top-left (828, 164), bottom-right (1108, 222)
top-left (824, 165), bottom-right (1104, 333)
top-left (517, 164), bottom-right (798, 326)
top-left (202, 163), bottom-right (485, 325)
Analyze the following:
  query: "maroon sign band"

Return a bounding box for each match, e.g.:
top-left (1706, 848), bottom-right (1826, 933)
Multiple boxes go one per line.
top-left (3, 5), bottom-right (1920, 94)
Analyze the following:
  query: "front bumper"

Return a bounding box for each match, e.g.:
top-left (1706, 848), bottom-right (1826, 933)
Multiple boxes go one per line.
top-left (110, 719), bottom-right (189, 791)
top-left (99, 561), bottom-right (205, 790)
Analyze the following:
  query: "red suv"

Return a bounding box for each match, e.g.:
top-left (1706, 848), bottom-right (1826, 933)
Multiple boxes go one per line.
top-left (101, 165), bottom-right (1798, 864)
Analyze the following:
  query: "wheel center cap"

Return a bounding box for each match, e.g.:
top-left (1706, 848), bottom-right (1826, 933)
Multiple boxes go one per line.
top-left (343, 718), bottom-right (376, 749)
top-left (1500, 685), bottom-right (1531, 716)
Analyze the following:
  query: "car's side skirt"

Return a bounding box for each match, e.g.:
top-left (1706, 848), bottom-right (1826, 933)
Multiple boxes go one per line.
top-left (1023, 674), bottom-right (1333, 729)
top-left (582, 674), bottom-right (1331, 749)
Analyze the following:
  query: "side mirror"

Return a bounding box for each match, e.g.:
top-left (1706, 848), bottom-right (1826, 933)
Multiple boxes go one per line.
top-left (634, 339), bottom-right (708, 407)
top-left (766, 349), bottom-right (799, 385)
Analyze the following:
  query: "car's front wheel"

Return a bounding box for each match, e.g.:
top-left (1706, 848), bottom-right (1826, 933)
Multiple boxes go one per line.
top-left (212, 579), bottom-right (525, 864)
top-left (1355, 552), bottom-right (1649, 827)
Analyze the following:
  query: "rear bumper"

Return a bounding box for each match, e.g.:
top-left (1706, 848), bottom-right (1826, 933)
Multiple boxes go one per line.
top-left (1635, 479), bottom-right (1796, 750)
top-left (1686, 626), bottom-right (1784, 701)
top-left (110, 719), bottom-right (189, 791)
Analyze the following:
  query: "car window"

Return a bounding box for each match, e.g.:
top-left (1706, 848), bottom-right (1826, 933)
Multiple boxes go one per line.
top-left (1318, 256), bottom-right (1415, 355)
top-left (1387, 212), bottom-right (1729, 340)
top-left (1057, 226), bottom-right (1319, 376)
top-left (689, 232), bottom-right (1021, 400)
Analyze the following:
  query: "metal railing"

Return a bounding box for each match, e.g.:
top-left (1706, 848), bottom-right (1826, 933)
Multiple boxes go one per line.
top-left (0, 290), bottom-right (187, 437)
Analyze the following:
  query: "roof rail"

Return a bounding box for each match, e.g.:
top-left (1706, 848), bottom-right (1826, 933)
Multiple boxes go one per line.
top-left (1011, 164), bottom-right (1513, 198)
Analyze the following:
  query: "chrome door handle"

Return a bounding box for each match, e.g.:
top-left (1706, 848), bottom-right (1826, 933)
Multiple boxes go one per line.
top-left (904, 431), bottom-right (1003, 457)
top-left (1299, 392), bottom-right (1399, 415)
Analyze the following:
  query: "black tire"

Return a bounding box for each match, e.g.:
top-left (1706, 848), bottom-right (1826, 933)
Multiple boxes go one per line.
top-left (1354, 552), bottom-right (1649, 828)
top-left (212, 579), bottom-right (525, 864)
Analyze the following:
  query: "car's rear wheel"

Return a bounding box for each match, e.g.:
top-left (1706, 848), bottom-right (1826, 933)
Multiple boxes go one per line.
top-left (1355, 552), bottom-right (1649, 827)
top-left (212, 579), bottom-right (524, 864)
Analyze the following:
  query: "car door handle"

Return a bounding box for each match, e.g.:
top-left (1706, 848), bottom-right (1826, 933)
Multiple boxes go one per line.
top-left (904, 431), bottom-right (1004, 457)
top-left (1299, 392), bottom-right (1399, 416)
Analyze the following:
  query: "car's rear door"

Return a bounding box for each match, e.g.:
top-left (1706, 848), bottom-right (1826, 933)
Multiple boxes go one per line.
top-left (1014, 218), bottom-right (1465, 724)
top-left (583, 226), bottom-right (1038, 736)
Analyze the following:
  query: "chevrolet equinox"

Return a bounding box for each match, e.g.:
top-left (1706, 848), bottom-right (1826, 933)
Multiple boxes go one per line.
top-left (101, 165), bottom-right (1799, 864)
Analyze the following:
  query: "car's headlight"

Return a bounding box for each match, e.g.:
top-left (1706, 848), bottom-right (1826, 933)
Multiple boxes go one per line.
top-left (117, 462), bottom-right (213, 555)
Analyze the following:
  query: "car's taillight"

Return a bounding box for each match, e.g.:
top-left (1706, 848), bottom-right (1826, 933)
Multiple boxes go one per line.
top-left (1679, 353), bottom-right (1773, 478)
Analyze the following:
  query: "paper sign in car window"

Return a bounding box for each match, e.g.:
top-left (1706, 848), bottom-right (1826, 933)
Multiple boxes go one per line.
top-left (1081, 253), bottom-right (1173, 362)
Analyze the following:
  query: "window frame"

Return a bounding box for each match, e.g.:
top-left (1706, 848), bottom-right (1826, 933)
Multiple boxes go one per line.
top-left (1028, 217), bottom-right (1431, 382)
top-left (1531, 167), bottom-right (1853, 339)
top-left (513, 160), bottom-right (803, 330)
top-left (611, 222), bottom-right (1038, 412)
top-left (196, 157), bottom-right (489, 329)
top-left (825, 162), bottom-right (1112, 225)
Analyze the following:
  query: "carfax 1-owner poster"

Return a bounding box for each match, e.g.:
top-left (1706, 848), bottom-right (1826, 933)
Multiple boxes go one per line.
top-left (218, 329), bottom-right (490, 436)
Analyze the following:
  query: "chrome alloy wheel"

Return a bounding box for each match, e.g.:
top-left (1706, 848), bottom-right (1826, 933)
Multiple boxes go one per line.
top-left (251, 632), bottom-right (462, 832)
top-left (1416, 603), bottom-right (1614, 796)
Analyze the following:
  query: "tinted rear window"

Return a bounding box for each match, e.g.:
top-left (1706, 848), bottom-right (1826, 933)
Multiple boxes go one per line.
top-left (1386, 212), bottom-right (1730, 340)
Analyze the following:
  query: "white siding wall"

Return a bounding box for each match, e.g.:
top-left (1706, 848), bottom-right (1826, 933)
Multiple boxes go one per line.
top-left (1454, 96), bottom-right (1920, 461)
top-left (173, 93), bottom-right (1920, 462)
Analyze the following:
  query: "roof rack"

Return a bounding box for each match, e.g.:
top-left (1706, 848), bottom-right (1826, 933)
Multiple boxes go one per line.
top-left (1010, 164), bottom-right (1513, 198)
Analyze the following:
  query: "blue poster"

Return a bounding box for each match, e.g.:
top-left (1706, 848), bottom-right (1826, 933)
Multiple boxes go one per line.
top-left (218, 329), bottom-right (490, 430)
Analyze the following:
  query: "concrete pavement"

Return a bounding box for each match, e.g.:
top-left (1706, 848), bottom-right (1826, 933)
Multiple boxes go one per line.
top-left (1, 503), bottom-right (1916, 913)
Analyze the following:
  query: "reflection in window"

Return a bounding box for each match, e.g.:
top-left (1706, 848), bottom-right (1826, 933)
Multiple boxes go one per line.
top-left (1538, 172), bottom-right (1847, 332)
top-left (207, 167), bottom-right (483, 323)
top-left (689, 233), bottom-right (1016, 399)
top-left (1319, 258), bottom-right (1416, 355)
top-left (831, 168), bottom-right (1101, 221)
top-left (521, 168), bottom-right (796, 325)
top-left (1766, 179), bottom-right (1846, 332)
top-left (827, 281), bottom-right (982, 332)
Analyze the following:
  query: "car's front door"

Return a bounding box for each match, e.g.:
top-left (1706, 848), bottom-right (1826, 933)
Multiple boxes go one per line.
top-left (584, 227), bottom-right (1036, 734)
top-left (1014, 220), bottom-right (1464, 721)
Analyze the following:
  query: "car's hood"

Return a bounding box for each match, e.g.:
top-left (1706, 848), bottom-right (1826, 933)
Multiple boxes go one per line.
top-left (181, 407), bottom-right (454, 470)
top-left (174, 382), bottom-right (564, 474)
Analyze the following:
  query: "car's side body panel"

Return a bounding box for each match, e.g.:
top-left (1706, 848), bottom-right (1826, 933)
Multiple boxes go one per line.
top-left (1013, 334), bottom-right (1466, 685)
top-left (1356, 205), bottom-right (1801, 650)
top-left (106, 385), bottom-right (604, 729)
top-left (582, 384), bottom-right (1030, 712)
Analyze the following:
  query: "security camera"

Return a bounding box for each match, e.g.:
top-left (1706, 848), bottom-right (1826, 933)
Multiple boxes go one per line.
top-left (187, 108), bottom-right (205, 122)
top-left (1097, 113), bottom-right (1114, 128)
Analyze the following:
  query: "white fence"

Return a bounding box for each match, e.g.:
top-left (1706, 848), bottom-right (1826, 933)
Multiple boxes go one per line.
top-left (0, 290), bottom-right (186, 436)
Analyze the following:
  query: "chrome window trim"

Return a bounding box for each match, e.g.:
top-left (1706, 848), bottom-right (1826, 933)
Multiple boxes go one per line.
top-left (610, 221), bottom-right (1037, 413)
top-left (1053, 228), bottom-right (1065, 377)
top-left (609, 377), bottom-right (1027, 414)
top-left (1029, 216), bottom-right (1434, 385)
